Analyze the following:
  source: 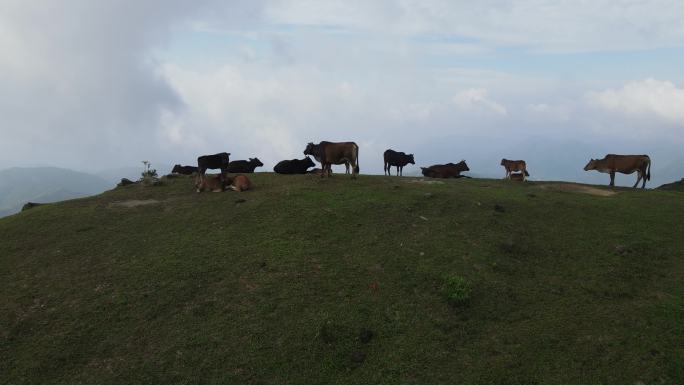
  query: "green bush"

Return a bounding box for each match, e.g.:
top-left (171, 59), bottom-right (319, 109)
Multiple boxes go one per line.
top-left (442, 275), bottom-right (472, 306)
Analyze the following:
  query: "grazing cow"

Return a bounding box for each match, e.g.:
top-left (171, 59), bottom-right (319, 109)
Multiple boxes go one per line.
top-left (172, 164), bottom-right (198, 175)
top-left (420, 161), bottom-right (470, 178)
top-left (195, 174), bottom-right (225, 193)
top-left (304, 141), bottom-right (360, 178)
top-left (197, 152), bottom-right (231, 180)
top-left (500, 159), bottom-right (530, 180)
top-left (384, 149), bottom-right (415, 176)
top-left (227, 158), bottom-right (263, 173)
top-left (273, 157), bottom-right (316, 174)
top-left (509, 172), bottom-right (525, 181)
top-left (227, 175), bottom-right (252, 192)
top-left (584, 154), bottom-right (651, 188)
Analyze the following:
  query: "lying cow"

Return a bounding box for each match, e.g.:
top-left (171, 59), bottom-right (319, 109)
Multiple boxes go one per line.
top-left (197, 152), bottom-right (230, 180)
top-left (509, 172), bottom-right (525, 181)
top-left (227, 158), bottom-right (263, 173)
top-left (226, 175), bottom-right (252, 192)
top-left (384, 149), bottom-right (415, 176)
top-left (584, 154), bottom-right (651, 188)
top-left (172, 164), bottom-right (198, 175)
top-left (421, 161), bottom-right (470, 178)
top-left (500, 159), bottom-right (529, 181)
top-left (304, 141), bottom-right (360, 178)
top-left (273, 157), bottom-right (315, 174)
top-left (195, 174), bottom-right (225, 193)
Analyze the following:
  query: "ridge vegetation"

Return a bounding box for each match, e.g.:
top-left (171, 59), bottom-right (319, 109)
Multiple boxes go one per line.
top-left (1, 174), bottom-right (683, 384)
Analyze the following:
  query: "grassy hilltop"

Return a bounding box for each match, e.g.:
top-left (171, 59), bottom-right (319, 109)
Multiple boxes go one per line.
top-left (1, 174), bottom-right (684, 385)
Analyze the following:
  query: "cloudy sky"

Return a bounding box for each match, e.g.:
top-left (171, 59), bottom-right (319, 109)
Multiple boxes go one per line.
top-left (2, 0), bottom-right (684, 185)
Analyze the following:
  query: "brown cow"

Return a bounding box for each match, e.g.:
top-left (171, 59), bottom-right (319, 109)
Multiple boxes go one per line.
top-left (421, 161), bottom-right (470, 178)
top-left (227, 175), bottom-right (252, 192)
top-left (195, 174), bottom-right (225, 192)
top-left (500, 159), bottom-right (530, 180)
top-left (509, 172), bottom-right (525, 181)
top-left (304, 141), bottom-right (359, 178)
top-left (583, 154), bottom-right (651, 188)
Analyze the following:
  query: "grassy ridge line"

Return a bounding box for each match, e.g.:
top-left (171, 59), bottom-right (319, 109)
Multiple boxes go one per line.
top-left (1, 174), bottom-right (683, 385)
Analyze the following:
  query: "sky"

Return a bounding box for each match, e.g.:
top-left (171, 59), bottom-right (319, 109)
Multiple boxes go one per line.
top-left (1, 0), bottom-right (684, 185)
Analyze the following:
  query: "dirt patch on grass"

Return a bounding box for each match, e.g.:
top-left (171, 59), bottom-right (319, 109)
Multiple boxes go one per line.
top-left (538, 183), bottom-right (617, 196)
top-left (406, 179), bottom-right (445, 185)
top-left (108, 199), bottom-right (161, 208)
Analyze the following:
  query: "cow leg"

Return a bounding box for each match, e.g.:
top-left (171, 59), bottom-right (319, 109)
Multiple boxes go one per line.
top-left (642, 168), bottom-right (647, 188)
top-left (633, 171), bottom-right (641, 188)
top-left (399, 166), bottom-right (403, 176)
top-left (609, 171), bottom-right (615, 187)
top-left (384, 162), bottom-right (387, 175)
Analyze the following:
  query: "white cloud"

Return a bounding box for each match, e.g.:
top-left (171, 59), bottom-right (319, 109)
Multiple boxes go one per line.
top-left (263, 0), bottom-right (684, 52)
top-left (587, 79), bottom-right (684, 124)
top-left (453, 88), bottom-right (508, 116)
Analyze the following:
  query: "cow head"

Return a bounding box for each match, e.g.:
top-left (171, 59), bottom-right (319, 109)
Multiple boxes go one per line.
top-left (172, 164), bottom-right (181, 173)
top-left (250, 158), bottom-right (264, 167)
top-left (304, 156), bottom-right (315, 168)
top-left (584, 159), bottom-right (597, 171)
top-left (500, 158), bottom-right (507, 166)
top-left (458, 160), bottom-right (470, 172)
top-left (408, 154), bottom-right (415, 164)
top-left (420, 167), bottom-right (434, 177)
top-left (303, 142), bottom-right (315, 156)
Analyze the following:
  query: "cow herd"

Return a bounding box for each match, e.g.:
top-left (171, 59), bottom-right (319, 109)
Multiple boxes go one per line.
top-left (171, 140), bottom-right (654, 191)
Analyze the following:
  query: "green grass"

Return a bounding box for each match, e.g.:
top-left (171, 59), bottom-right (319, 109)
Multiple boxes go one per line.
top-left (1, 173), bottom-right (683, 384)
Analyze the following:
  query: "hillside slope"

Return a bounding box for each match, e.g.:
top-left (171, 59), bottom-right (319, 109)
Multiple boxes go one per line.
top-left (1, 174), bottom-right (683, 385)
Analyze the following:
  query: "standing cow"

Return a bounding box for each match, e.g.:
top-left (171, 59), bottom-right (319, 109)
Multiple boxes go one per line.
top-left (304, 141), bottom-right (359, 178)
top-left (500, 159), bottom-right (530, 181)
top-left (197, 152), bottom-right (231, 181)
top-left (584, 154), bottom-right (651, 188)
top-left (384, 149), bottom-right (415, 176)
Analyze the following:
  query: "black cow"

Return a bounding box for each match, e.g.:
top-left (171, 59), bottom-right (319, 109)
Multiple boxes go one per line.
top-left (421, 161), bottom-right (470, 178)
top-left (273, 157), bottom-right (315, 174)
top-left (171, 164), bottom-right (198, 175)
top-left (227, 158), bottom-right (264, 173)
top-left (197, 152), bottom-right (230, 179)
top-left (383, 149), bottom-right (415, 176)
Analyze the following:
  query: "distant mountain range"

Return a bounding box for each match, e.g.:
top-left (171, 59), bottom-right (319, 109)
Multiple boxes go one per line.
top-left (0, 167), bottom-right (115, 218)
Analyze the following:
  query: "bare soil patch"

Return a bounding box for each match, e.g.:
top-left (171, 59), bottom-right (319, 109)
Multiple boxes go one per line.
top-left (538, 183), bottom-right (617, 196)
top-left (406, 179), bottom-right (445, 185)
top-left (108, 199), bottom-right (161, 208)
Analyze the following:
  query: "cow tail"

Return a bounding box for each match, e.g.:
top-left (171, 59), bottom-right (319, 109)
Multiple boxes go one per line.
top-left (354, 144), bottom-right (360, 174)
top-left (647, 157), bottom-right (651, 181)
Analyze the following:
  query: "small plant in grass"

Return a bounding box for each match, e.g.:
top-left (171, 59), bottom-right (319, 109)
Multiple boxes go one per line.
top-left (442, 275), bottom-right (472, 307)
top-left (139, 160), bottom-right (161, 186)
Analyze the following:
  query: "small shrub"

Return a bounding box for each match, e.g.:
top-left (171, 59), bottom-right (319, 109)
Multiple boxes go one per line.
top-left (139, 160), bottom-right (160, 186)
top-left (442, 275), bottom-right (472, 307)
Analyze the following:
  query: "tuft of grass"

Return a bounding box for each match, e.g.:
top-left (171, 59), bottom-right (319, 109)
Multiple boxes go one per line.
top-left (443, 275), bottom-right (472, 306)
